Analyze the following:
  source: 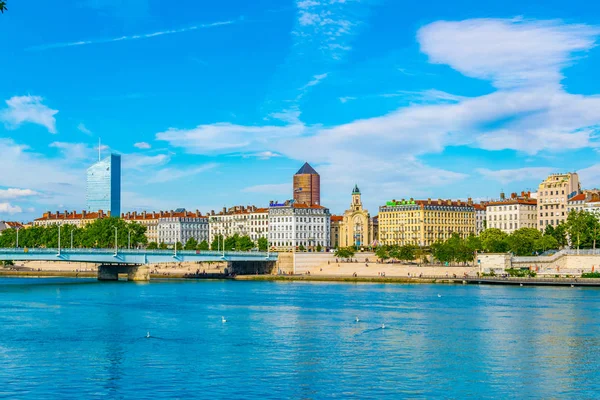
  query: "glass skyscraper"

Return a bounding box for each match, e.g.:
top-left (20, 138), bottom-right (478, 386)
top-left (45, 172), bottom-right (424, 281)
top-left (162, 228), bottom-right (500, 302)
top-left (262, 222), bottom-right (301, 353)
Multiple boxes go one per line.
top-left (86, 154), bottom-right (121, 217)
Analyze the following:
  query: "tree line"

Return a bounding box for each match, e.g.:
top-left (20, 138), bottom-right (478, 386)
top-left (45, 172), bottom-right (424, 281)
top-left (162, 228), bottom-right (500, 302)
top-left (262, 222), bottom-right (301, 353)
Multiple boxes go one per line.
top-left (0, 218), bottom-right (269, 252)
top-left (0, 218), bottom-right (148, 249)
top-left (145, 234), bottom-right (268, 252)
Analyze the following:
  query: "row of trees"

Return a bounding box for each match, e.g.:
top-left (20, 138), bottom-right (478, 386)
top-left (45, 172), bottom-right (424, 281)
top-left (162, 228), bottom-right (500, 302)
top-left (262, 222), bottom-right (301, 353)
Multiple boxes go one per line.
top-left (0, 218), bottom-right (148, 249)
top-left (145, 234), bottom-right (269, 252)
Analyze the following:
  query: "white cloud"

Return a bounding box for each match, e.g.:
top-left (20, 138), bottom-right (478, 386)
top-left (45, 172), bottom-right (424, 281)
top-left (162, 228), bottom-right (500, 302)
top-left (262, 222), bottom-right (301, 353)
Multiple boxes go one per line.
top-left (242, 183), bottom-right (290, 195)
top-left (578, 164), bottom-right (600, 188)
top-left (339, 96), bottom-right (356, 103)
top-left (134, 142), bottom-right (152, 149)
top-left (418, 18), bottom-right (599, 89)
top-left (77, 123), bottom-right (92, 135)
top-left (0, 203), bottom-right (22, 214)
top-left (149, 163), bottom-right (218, 183)
top-left (123, 153), bottom-right (170, 170)
top-left (156, 122), bottom-right (305, 154)
top-left (28, 19), bottom-right (238, 50)
top-left (0, 95), bottom-right (58, 133)
top-left (157, 18), bottom-right (600, 208)
top-left (476, 167), bottom-right (556, 185)
top-left (49, 142), bottom-right (93, 160)
top-left (243, 151), bottom-right (282, 160)
top-left (0, 188), bottom-right (40, 200)
top-left (292, 0), bottom-right (367, 61)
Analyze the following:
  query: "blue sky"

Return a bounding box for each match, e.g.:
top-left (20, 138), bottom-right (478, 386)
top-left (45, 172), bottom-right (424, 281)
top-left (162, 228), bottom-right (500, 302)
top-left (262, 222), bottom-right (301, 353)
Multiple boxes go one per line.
top-left (2, 0), bottom-right (600, 221)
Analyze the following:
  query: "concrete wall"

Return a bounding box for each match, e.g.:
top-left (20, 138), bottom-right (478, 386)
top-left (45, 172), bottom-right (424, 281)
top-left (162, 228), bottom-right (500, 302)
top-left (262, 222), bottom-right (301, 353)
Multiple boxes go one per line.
top-left (477, 252), bottom-right (600, 276)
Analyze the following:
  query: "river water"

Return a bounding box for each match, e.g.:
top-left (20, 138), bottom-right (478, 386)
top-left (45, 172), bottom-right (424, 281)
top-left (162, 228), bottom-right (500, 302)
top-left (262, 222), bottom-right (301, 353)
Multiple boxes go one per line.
top-left (1, 278), bottom-right (599, 399)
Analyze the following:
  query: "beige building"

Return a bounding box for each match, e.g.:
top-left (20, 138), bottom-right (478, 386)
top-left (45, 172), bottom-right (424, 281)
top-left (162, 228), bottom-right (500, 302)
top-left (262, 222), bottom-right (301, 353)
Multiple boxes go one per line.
top-left (378, 198), bottom-right (475, 247)
top-left (486, 192), bottom-right (537, 234)
top-left (122, 211), bottom-right (161, 243)
top-left (33, 210), bottom-right (110, 227)
top-left (537, 172), bottom-right (581, 231)
top-left (339, 185), bottom-right (376, 248)
top-left (330, 215), bottom-right (343, 248)
top-left (208, 205), bottom-right (269, 243)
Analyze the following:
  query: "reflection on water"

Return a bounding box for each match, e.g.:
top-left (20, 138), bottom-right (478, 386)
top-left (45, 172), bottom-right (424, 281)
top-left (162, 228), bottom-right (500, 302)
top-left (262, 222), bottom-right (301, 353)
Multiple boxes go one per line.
top-left (1, 278), bottom-right (600, 398)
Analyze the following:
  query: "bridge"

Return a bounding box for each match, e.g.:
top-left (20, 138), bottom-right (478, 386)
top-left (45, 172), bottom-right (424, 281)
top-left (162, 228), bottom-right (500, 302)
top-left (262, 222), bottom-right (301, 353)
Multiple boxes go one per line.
top-left (0, 248), bottom-right (278, 281)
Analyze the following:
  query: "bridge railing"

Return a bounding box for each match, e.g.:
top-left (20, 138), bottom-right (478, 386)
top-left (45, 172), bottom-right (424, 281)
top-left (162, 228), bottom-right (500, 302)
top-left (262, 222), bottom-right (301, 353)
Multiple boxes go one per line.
top-left (0, 248), bottom-right (276, 258)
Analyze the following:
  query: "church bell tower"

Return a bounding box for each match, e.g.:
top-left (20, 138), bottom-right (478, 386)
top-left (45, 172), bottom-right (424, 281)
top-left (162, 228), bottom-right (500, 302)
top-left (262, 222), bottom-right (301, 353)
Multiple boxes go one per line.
top-left (351, 184), bottom-right (362, 211)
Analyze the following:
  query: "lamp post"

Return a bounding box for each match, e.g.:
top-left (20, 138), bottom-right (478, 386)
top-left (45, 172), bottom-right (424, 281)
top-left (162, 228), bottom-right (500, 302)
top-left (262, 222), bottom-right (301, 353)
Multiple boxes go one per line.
top-left (58, 225), bottom-right (61, 256)
top-left (114, 227), bottom-right (118, 256)
top-left (16, 228), bottom-right (19, 249)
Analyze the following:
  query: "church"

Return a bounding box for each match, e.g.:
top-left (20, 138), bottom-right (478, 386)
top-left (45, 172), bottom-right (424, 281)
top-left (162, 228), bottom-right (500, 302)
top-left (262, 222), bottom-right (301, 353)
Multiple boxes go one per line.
top-left (339, 185), bottom-right (377, 249)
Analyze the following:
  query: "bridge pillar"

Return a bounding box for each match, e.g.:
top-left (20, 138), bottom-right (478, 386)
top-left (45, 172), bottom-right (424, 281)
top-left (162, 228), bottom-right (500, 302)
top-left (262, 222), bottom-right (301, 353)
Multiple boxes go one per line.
top-left (127, 265), bottom-right (150, 282)
top-left (98, 265), bottom-right (118, 281)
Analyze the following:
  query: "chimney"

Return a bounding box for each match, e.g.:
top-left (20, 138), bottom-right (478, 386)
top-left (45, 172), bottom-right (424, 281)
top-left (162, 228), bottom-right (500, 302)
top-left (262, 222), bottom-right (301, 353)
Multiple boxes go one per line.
top-left (527, 191), bottom-right (531, 198)
top-left (467, 198), bottom-right (473, 206)
top-left (447, 199), bottom-right (451, 205)
top-left (82, 210), bottom-right (86, 218)
top-left (223, 207), bottom-right (227, 213)
top-left (511, 192), bottom-right (517, 199)
top-left (427, 198), bottom-right (431, 205)
top-left (500, 192), bottom-right (505, 200)
top-left (437, 199), bottom-right (442, 205)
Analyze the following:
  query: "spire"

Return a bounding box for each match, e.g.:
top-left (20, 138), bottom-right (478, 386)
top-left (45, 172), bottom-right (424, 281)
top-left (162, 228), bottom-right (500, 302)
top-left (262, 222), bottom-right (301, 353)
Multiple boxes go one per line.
top-left (295, 162), bottom-right (318, 175)
top-left (352, 184), bottom-right (360, 194)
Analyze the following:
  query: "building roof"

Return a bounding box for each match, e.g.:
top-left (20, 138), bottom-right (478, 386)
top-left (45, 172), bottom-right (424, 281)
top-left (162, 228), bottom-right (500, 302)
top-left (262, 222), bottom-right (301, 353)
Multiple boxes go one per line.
top-left (34, 210), bottom-right (110, 222)
top-left (568, 193), bottom-right (586, 202)
top-left (473, 203), bottom-right (486, 210)
top-left (295, 162), bottom-right (319, 175)
top-left (381, 199), bottom-right (476, 209)
top-left (292, 203), bottom-right (326, 209)
top-left (330, 215), bottom-right (343, 222)
top-left (0, 221), bottom-right (24, 230)
top-left (486, 199), bottom-right (537, 206)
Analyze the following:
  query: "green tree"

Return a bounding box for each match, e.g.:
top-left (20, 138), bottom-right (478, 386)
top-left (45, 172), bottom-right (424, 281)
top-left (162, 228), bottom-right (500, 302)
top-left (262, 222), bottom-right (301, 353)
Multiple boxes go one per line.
top-left (335, 247), bottom-right (355, 259)
top-left (224, 234), bottom-right (239, 251)
top-left (298, 244), bottom-right (306, 252)
top-left (236, 235), bottom-right (255, 251)
top-left (211, 234), bottom-right (223, 251)
top-left (147, 242), bottom-right (158, 250)
top-left (0, 1), bottom-right (7, 14)
top-left (159, 242), bottom-right (168, 250)
top-left (480, 228), bottom-right (509, 253)
top-left (566, 210), bottom-right (600, 249)
top-left (257, 237), bottom-right (268, 252)
top-left (375, 246), bottom-right (390, 262)
top-left (507, 228), bottom-right (542, 256)
top-left (175, 241), bottom-right (183, 250)
top-left (316, 244), bottom-right (323, 252)
top-left (197, 240), bottom-right (210, 251)
top-left (184, 237), bottom-right (198, 250)
top-left (534, 235), bottom-right (558, 253)
top-left (399, 245), bottom-right (416, 262)
top-left (552, 223), bottom-right (568, 248)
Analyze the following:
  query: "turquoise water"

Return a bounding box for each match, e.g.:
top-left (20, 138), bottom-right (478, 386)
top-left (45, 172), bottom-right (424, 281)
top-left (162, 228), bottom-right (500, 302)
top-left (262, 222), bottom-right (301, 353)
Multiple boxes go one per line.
top-left (1, 278), bottom-right (600, 399)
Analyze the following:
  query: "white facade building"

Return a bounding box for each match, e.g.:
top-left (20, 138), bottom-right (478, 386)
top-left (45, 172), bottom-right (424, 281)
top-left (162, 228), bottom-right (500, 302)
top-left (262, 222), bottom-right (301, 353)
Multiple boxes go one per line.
top-left (474, 204), bottom-right (486, 235)
top-left (208, 206), bottom-right (269, 243)
top-left (158, 210), bottom-right (208, 245)
top-left (486, 194), bottom-right (537, 234)
top-left (268, 201), bottom-right (331, 250)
